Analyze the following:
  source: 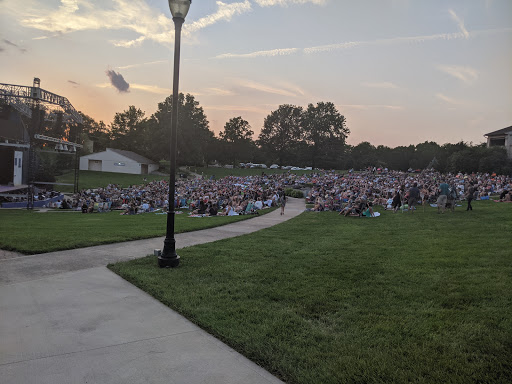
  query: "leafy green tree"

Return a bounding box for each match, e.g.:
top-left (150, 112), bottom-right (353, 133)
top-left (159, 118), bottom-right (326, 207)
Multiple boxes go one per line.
top-left (219, 116), bottom-right (255, 166)
top-left (109, 106), bottom-right (148, 154)
top-left (303, 102), bottom-right (349, 169)
top-left (79, 112), bottom-right (109, 153)
top-left (412, 141), bottom-right (442, 169)
top-left (438, 141), bottom-right (470, 172)
top-left (350, 142), bottom-right (377, 169)
top-left (478, 147), bottom-right (511, 174)
top-left (258, 104), bottom-right (303, 166)
top-left (447, 147), bottom-right (482, 174)
top-left (148, 93), bottom-right (214, 165)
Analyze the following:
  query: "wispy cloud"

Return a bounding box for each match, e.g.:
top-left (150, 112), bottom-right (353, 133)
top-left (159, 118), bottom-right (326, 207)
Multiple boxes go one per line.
top-left (216, 31), bottom-right (475, 59)
top-left (254, 0), bottom-right (326, 6)
top-left (130, 84), bottom-right (171, 95)
top-left (204, 105), bottom-right (269, 114)
top-left (448, 9), bottom-right (469, 38)
top-left (186, 1), bottom-right (252, 34)
top-left (338, 104), bottom-right (404, 111)
top-left (14, 0), bottom-right (253, 48)
top-left (204, 88), bottom-right (236, 96)
top-left (236, 79), bottom-right (300, 97)
top-left (436, 93), bottom-right (465, 106)
top-left (96, 81), bottom-right (171, 95)
top-left (277, 81), bottom-right (305, 96)
top-left (2, 38), bottom-right (27, 53)
top-left (116, 60), bottom-right (168, 70)
top-left (216, 26), bottom-right (512, 59)
top-left (11, 0), bottom-right (326, 48)
top-left (304, 32), bottom-right (465, 54)
top-left (68, 80), bottom-right (79, 87)
top-left (216, 47), bottom-right (300, 59)
top-left (362, 82), bottom-right (399, 89)
top-left (437, 65), bottom-right (478, 84)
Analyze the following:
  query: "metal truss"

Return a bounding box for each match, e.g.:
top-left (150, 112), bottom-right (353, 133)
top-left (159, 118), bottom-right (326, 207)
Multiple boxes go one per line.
top-left (0, 82), bottom-right (83, 124)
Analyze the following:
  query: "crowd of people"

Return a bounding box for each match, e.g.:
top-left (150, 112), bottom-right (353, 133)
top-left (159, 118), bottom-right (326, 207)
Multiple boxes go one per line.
top-left (305, 169), bottom-right (512, 215)
top-left (2, 169), bottom-right (510, 216)
top-left (68, 173), bottom-right (298, 216)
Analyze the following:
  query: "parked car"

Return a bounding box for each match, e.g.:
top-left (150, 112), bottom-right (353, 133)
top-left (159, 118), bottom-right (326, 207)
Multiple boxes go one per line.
top-left (304, 166), bottom-right (312, 170)
top-left (250, 163), bottom-right (267, 169)
top-left (269, 164), bottom-right (279, 169)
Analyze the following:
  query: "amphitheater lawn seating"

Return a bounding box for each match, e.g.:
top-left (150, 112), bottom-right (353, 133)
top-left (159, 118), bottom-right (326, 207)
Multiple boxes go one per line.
top-left (0, 208), bottom-right (275, 254)
top-left (56, 170), bottom-right (169, 192)
top-left (110, 200), bottom-right (511, 384)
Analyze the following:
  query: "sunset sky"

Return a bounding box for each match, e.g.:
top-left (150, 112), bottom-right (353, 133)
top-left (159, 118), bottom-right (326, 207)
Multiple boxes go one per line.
top-left (1, 0), bottom-right (511, 147)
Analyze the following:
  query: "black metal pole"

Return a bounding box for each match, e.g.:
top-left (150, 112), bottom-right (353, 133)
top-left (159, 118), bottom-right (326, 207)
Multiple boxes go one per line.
top-left (159, 16), bottom-right (184, 268)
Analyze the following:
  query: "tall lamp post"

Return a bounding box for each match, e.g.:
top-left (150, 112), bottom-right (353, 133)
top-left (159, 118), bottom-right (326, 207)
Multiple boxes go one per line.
top-left (158, 0), bottom-right (192, 268)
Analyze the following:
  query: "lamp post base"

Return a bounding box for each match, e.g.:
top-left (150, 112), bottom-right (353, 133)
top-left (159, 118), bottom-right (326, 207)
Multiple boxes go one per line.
top-left (158, 254), bottom-right (180, 268)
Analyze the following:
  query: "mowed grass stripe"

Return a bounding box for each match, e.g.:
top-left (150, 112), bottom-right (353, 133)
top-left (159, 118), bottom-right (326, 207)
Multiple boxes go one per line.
top-left (109, 201), bottom-right (512, 384)
top-left (0, 209), bottom-right (274, 254)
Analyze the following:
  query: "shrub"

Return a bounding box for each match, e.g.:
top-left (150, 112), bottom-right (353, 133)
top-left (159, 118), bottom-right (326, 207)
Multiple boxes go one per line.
top-left (285, 188), bottom-right (304, 198)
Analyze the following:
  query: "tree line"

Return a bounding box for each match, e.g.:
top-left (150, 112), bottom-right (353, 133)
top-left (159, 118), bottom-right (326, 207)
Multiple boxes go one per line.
top-left (76, 93), bottom-right (511, 175)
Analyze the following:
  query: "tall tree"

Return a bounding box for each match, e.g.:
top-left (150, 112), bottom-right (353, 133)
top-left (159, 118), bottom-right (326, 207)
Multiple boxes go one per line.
top-left (109, 106), bottom-right (147, 153)
top-left (219, 116), bottom-right (255, 166)
top-left (351, 141), bottom-right (377, 169)
top-left (79, 112), bottom-right (109, 153)
top-left (303, 102), bottom-right (349, 169)
top-left (149, 93), bottom-right (214, 165)
top-left (258, 104), bottom-right (303, 166)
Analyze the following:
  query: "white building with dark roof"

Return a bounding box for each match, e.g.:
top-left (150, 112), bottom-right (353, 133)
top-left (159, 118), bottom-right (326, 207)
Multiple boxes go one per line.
top-left (79, 148), bottom-right (159, 174)
top-left (484, 126), bottom-right (512, 159)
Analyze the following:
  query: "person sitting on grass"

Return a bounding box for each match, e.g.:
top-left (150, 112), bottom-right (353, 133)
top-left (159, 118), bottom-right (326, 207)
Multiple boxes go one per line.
top-left (193, 199), bottom-right (207, 215)
top-left (362, 202), bottom-right (375, 217)
top-left (254, 197), bottom-right (263, 210)
top-left (314, 195), bottom-right (325, 211)
top-left (207, 201), bottom-right (218, 216)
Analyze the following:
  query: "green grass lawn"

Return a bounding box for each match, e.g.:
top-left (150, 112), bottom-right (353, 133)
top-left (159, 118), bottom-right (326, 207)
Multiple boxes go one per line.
top-left (109, 201), bottom-right (512, 384)
top-left (0, 208), bottom-right (274, 254)
top-left (55, 170), bottom-right (169, 192)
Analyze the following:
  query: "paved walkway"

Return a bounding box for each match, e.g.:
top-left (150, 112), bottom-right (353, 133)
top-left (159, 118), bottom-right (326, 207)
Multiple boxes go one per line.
top-left (0, 198), bottom-right (305, 384)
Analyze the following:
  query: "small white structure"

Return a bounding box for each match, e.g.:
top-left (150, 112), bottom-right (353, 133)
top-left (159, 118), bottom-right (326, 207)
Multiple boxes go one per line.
top-left (80, 148), bottom-right (158, 174)
top-left (485, 126), bottom-right (512, 159)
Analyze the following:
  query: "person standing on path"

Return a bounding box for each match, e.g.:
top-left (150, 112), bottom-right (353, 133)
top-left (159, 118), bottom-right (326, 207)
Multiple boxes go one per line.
top-left (466, 181), bottom-right (475, 211)
top-left (437, 180), bottom-right (450, 214)
top-left (279, 192), bottom-right (287, 215)
top-left (408, 182), bottom-right (421, 213)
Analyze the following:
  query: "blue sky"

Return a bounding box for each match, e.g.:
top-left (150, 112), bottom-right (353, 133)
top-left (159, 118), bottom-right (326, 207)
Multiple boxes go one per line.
top-left (1, 0), bottom-right (511, 146)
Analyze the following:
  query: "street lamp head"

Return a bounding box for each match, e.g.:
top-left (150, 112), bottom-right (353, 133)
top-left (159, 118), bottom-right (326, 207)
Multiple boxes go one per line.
top-left (168, 0), bottom-right (191, 19)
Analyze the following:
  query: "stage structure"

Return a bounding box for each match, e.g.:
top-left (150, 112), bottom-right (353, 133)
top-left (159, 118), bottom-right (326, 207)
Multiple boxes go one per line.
top-left (0, 78), bottom-right (83, 208)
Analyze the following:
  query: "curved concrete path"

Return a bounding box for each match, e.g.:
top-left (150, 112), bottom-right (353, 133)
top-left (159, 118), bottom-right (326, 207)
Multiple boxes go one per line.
top-left (0, 198), bottom-right (305, 384)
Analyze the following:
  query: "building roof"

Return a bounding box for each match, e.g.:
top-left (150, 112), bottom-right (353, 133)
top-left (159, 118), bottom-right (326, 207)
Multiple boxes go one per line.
top-left (107, 148), bottom-right (156, 164)
top-left (81, 148), bottom-right (156, 164)
top-left (484, 126), bottom-right (512, 137)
